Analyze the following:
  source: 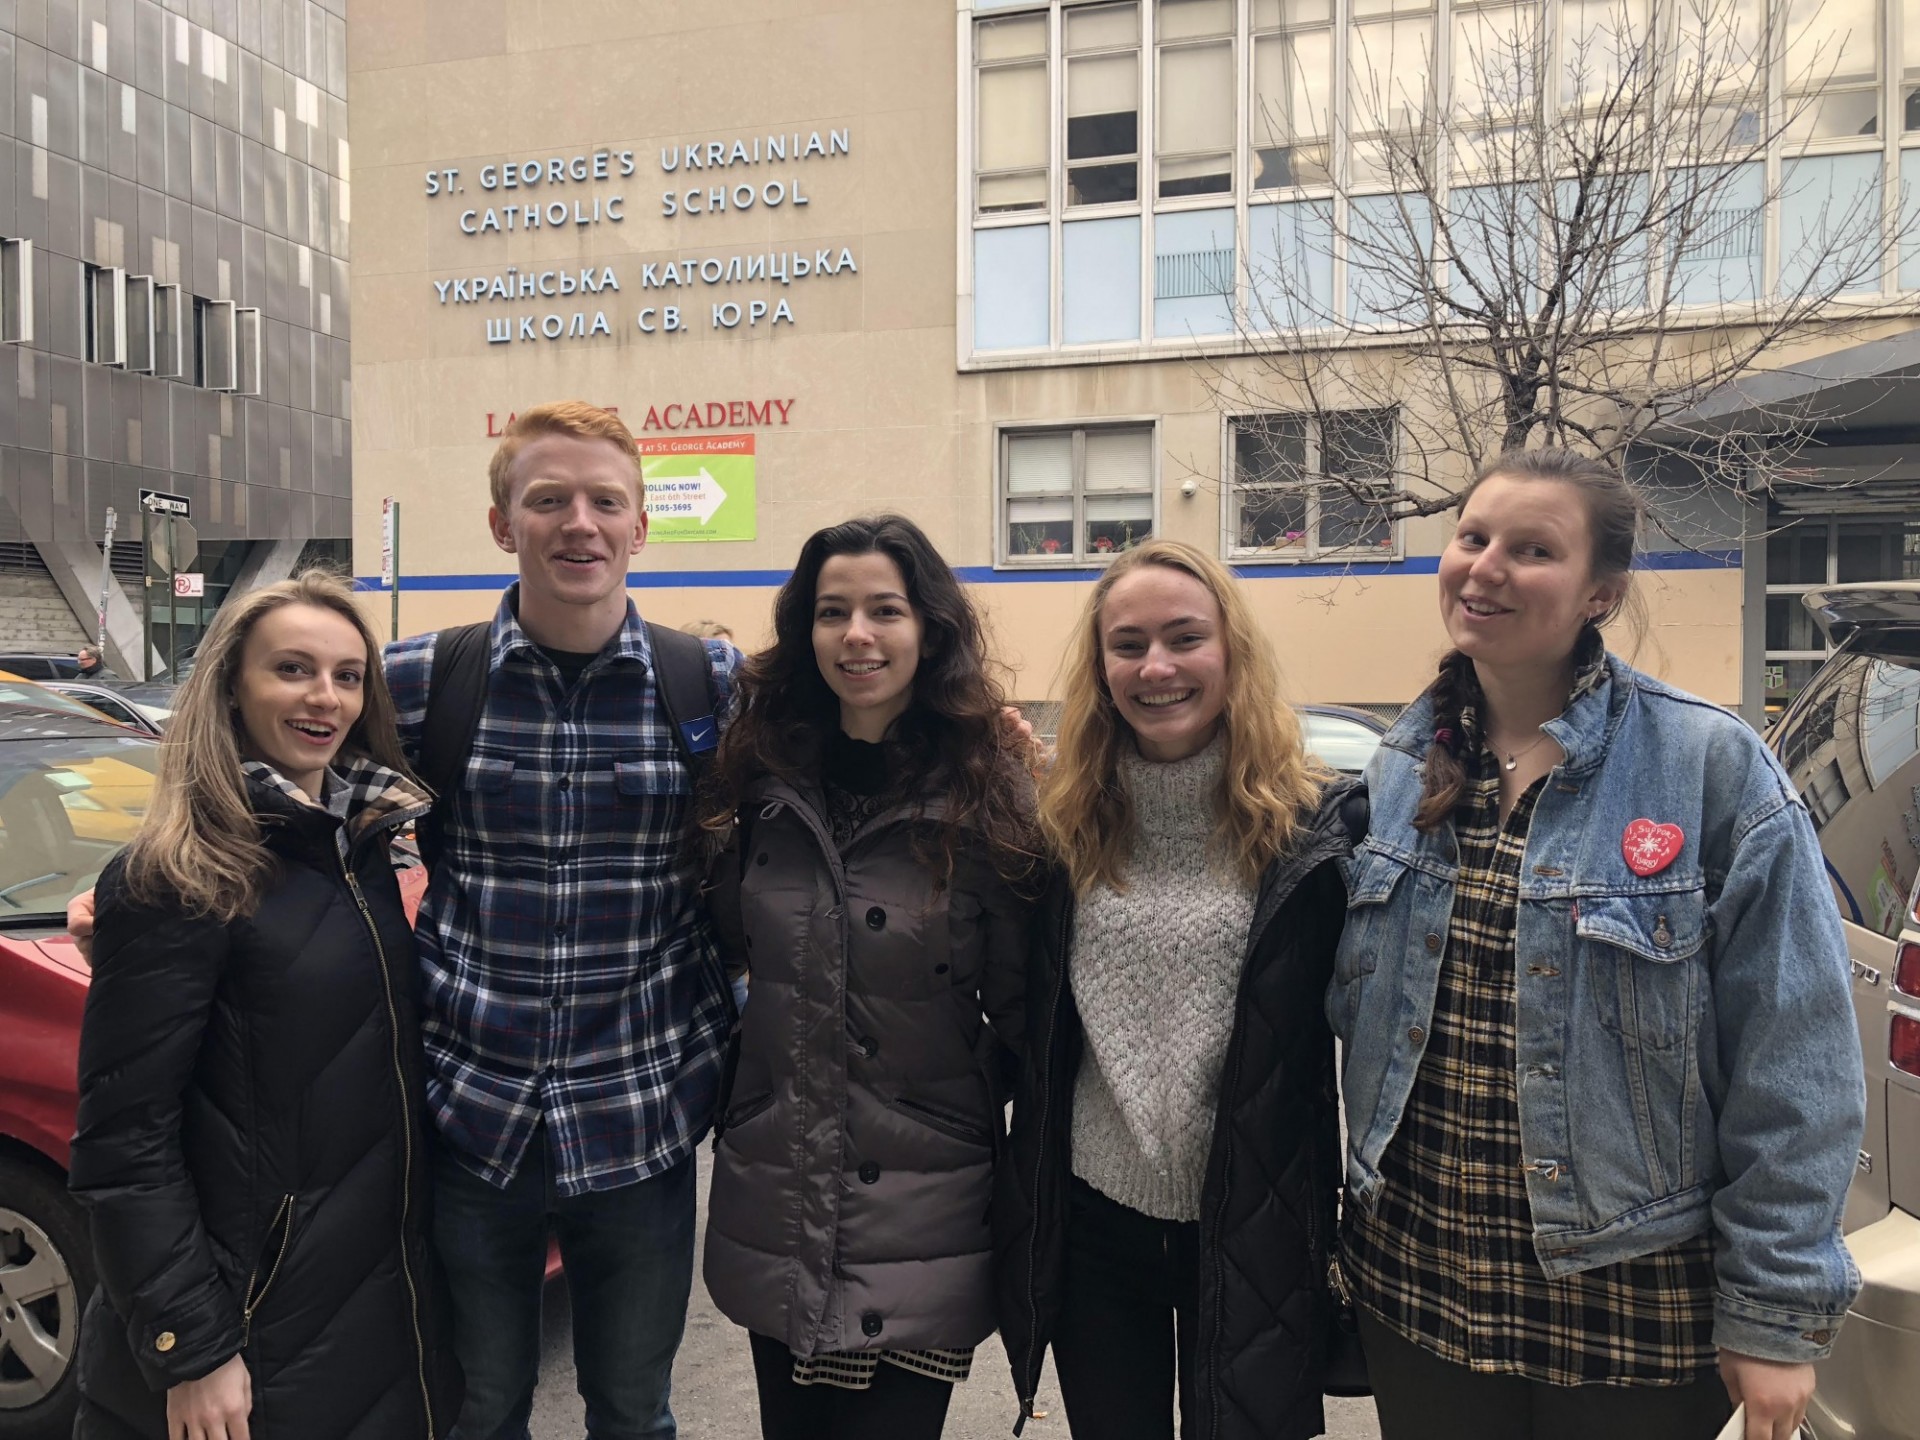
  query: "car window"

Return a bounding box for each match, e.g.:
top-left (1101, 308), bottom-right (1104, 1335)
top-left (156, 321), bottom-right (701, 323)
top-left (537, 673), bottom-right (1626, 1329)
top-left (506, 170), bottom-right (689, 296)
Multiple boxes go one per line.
top-left (0, 681), bottom-right (112, 721)
top-left (0, 735), bottom-right (161, 918)
top-left (1301, 712), bottom-right (1384, 774)
top-left (1774, 644), bottom-right (1920, 937)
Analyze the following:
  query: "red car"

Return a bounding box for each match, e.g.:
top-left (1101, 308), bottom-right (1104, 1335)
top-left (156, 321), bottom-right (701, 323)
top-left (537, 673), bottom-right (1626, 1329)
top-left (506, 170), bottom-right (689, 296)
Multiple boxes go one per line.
top-left (0, 700), bottom-right (427, 1440)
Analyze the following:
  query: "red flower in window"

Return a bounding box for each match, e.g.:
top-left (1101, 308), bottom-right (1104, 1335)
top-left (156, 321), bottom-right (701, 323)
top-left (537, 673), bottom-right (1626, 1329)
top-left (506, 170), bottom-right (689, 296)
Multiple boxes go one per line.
top-left (1093, 535), bottom-right (1114, 553)
top-left (1042, 537), bottom-right (1061, 554)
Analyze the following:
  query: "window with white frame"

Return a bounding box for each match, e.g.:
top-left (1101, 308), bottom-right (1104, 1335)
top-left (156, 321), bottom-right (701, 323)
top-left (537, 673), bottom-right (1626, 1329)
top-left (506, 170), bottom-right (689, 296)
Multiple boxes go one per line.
top-left (1157, 0), bottom-right (1236, 197)
top-left (1002, 424), bottom-right (1157, 563)
top-left (1347, 0), bottom-right (1436, 188)
top-left (1067, 3), bottom-right (1142, 206)
top-left (977, 12), bottom-right (1050, 214)
top-left (1783, 0), bottom-right (1880, 147)
top-left (1252, 0), bottom-right (1334, 189)
top-left (1228, 412), bottom-right (1399, 558)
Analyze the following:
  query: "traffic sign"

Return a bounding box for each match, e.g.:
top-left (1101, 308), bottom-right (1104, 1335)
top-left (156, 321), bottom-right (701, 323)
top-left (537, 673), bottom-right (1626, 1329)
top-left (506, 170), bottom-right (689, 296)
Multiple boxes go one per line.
top-left (173, 572), bottom-right (205, 598)
top-left (140, 487), bottom-right (191, 517)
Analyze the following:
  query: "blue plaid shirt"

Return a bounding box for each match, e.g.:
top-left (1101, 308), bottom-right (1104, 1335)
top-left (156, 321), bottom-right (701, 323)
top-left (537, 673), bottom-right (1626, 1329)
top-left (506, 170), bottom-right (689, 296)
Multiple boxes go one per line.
top-left (385, 587), bottom-right (738, 1196)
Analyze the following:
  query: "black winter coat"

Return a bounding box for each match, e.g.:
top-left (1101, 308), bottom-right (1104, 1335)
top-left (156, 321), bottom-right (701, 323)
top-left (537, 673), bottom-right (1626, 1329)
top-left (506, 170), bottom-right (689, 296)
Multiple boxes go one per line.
top-left (69, 762), bottom-right (462, 1440)
top-left (703, 764), bottom-right (1031, 1356)
top-left (995, 780), bottom-right (1361, 1440)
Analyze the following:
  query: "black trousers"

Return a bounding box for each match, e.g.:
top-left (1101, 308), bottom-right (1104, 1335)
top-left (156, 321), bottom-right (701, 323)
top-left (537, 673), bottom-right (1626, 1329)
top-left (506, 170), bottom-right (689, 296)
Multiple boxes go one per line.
top-left (1053, 1177), bottom-right (1202, 1440)
top-left (1360, 1310), bottom-right (1736, 1440)
top-left (748, 1332), bottom-right (955, 1440)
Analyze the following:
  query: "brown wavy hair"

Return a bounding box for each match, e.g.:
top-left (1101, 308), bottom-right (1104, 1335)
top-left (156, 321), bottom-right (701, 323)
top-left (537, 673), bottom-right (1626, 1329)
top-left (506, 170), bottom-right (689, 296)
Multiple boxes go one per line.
top-left (119, 569), bottom-right (414, 921)
top-left (1412, 447), bottom-right (1641, 832)
top-left (1041, 539), bottom-right (1326, 895)
top-left (698, 515), bottom-right (1040, 884)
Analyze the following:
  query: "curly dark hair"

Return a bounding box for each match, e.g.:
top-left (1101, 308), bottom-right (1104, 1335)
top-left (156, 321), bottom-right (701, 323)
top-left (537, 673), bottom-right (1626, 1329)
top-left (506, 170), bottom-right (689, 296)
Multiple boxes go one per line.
top-left (699, 514), bottom-right (1040, 884)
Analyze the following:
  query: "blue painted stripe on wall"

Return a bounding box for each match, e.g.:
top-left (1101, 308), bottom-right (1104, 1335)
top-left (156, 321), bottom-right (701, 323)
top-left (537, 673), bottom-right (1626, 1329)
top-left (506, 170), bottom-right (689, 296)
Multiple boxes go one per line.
top-left (354, 549), bottom-right (1739, 593)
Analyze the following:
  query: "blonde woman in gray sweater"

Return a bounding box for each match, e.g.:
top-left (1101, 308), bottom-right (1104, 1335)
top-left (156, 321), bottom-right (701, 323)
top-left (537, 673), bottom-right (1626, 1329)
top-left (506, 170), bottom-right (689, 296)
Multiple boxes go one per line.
top-left (996, 540), bottom-right (1363, 1440)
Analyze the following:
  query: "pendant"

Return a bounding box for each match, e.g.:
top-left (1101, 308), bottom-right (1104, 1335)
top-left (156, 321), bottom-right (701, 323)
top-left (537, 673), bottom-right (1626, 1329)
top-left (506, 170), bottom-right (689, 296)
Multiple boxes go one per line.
top-left (1503, 754), bottom-right (1518, 772)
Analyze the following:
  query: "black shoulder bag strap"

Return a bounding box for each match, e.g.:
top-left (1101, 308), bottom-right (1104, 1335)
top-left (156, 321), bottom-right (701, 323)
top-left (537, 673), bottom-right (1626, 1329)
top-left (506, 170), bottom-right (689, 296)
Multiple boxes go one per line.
top-left (415, 621), bottom-right (492, 876)
top-left (643, 620), bottom-right (721, 779)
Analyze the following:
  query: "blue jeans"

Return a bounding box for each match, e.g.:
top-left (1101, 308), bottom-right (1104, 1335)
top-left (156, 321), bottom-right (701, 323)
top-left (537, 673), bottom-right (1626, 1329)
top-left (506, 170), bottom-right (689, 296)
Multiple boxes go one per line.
top-left (433, 1129), bottom-right (696, 1440)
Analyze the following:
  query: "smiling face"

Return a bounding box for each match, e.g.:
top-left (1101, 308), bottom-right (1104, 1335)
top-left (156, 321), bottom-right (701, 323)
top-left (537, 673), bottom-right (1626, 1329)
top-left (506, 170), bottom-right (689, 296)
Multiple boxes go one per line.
top-left (230, 602), bottom-right (368, 801)
top-left (1100, 564), bottom-right (1229, 763)
top-left (1438, 473), bottom-right (1625, 682)
top-left (812, 551), bottom-right (925, 742)
top-left (489, 431), bottom-right (648, 630)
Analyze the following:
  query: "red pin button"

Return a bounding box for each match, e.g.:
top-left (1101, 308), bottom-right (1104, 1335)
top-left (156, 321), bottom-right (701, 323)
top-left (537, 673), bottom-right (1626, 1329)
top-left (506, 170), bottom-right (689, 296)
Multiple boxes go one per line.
top-left (1622, 819), bottom-right (1684, 877)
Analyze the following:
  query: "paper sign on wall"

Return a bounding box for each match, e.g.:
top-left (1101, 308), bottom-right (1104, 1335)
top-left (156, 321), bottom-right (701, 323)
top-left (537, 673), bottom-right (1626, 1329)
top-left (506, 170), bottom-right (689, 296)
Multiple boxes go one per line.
top-left (641, 433), bottom-right (756, 542)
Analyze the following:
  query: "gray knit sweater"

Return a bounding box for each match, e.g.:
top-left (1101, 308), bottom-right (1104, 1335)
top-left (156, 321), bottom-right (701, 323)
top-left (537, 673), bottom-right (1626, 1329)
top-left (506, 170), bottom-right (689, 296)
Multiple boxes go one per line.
top-left (1068, 735), bottom-right (1255, 1222)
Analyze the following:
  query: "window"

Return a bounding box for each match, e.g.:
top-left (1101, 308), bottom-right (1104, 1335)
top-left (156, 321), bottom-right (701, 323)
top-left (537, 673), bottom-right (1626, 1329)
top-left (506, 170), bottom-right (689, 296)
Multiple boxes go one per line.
top-left (1252, 0), bottom-right (1333, 189)
top-left (1228, 411), bottom-right (1399, 558)
top-left (0, 238), bottom-right (31, 345)
top-left (977, 13), bottom-right (1050, 215)
top-left (1765, 507), bottom-right (1920, 715)
top-left (1906, 0), bottom-right (1920, 131)
top-left (85, 264), bottom-right (127, 367)
top-left (1001, 424), bottom-right (1156, 564)
top-left (1783, 0), bottom-right (1881, 148)
top-left (235, 307), bottom-right (263, 396)
top-left (196, 297), bottom-right (237, 390)
top-left (1157, 0), bottom-right (1235, 197)
top-left (1067, 3), bottom-right (1141, 206)
top-left (1348, 0), bottom-right (1435, 188)
top-left (153, 283), bottom-right (185, 379)
top-left (124, 275), bottom-right (155, 373)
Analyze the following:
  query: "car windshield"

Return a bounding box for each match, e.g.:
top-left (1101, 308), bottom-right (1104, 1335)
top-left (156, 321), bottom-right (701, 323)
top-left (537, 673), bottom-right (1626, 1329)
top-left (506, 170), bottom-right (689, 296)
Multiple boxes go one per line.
top-left (1301, 711), bottom-right (1384, 774)
top-left (0, 731), bottom-right (162, 920)
top-left (0, 679), bottom-right (109, 721)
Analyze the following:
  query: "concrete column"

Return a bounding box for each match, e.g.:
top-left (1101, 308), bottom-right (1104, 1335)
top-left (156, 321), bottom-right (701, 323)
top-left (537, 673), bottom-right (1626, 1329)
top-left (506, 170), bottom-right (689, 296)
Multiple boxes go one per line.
top-left (32, 538), bottom-right (164, 680)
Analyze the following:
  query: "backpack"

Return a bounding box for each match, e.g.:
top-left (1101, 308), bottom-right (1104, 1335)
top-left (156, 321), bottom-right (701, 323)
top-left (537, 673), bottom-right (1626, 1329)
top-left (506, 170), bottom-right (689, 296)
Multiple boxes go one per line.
top-left (412, 619), bottom-right (720, 875)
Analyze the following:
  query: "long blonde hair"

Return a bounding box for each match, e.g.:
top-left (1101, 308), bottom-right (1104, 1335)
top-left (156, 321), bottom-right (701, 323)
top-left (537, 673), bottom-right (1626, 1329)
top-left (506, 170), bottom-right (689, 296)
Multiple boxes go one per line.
top-left (120, 570), bottom-right (413, 922)
top-left (1041, 540), bottom-right (1325, 895)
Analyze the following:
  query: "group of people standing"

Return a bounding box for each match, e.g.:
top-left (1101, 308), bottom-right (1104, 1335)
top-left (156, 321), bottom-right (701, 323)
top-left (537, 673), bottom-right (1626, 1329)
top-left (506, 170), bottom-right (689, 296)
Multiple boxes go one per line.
top-left (65, 401), bottom-right (1863, 1440)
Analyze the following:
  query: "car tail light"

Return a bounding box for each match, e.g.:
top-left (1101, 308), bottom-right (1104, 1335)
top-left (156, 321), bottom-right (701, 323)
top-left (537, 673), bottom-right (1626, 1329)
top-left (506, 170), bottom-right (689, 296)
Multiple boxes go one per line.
top-left (1896, 942), bottom-right (1920, 999)
top-left (1894, 1012), bottom-right (1920, 1079)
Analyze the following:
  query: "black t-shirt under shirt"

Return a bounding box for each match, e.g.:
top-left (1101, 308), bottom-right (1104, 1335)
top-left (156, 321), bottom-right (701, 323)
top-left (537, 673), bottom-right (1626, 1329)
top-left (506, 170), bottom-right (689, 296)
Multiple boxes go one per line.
top-left (538, 644), bottom-right (600, 690)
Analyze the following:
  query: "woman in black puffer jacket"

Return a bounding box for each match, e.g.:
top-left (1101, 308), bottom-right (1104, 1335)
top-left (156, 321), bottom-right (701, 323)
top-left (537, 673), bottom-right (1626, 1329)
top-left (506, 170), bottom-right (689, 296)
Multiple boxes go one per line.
top-left (69, 571), bottom-right (460, 1440)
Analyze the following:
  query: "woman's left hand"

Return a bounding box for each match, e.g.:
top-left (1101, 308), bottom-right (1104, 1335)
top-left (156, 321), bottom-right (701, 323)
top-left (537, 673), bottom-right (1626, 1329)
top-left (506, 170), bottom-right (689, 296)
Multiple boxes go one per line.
top-left (1718, 1349), bottom-right (1815, 1439)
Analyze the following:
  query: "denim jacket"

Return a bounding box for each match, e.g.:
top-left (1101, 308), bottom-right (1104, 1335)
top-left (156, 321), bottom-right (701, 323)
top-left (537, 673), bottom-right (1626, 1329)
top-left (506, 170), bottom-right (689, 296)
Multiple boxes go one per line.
top-left (1330, 653), bottom-right (1865, 1363)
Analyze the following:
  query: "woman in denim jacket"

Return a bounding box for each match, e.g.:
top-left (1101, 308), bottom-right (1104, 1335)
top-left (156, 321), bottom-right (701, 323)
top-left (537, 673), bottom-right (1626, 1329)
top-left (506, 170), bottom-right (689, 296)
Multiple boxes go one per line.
top-left (1332, 448), bottom-right (1865, 1440)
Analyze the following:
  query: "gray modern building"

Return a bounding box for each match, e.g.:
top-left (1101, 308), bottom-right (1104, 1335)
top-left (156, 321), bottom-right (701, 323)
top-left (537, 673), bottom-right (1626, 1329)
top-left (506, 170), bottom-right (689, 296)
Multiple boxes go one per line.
top-left (0, 0), bottom-right (350, 674)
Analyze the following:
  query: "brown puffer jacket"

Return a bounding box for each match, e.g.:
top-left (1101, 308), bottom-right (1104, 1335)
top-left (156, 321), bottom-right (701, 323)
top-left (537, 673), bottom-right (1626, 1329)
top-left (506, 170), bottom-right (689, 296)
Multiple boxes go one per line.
top-left (702, 769), bottom-right (1031, 1358)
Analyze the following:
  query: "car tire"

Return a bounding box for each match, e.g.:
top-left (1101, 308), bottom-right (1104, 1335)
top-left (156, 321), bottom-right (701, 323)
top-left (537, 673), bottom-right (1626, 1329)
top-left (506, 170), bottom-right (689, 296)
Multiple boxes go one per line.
top-left (0, 1157), bottom-right (92, 1440)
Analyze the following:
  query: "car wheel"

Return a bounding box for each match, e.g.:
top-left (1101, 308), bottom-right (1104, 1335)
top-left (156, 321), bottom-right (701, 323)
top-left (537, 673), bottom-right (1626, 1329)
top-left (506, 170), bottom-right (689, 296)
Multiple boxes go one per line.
top-left (0, 1158), bottom-right (92, 1440)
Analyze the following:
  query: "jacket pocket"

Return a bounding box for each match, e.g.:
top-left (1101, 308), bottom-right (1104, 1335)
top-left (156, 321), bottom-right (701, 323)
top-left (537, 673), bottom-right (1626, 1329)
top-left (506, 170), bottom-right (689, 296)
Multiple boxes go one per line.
top-left (1336, 849), bottom-right (1410, 983)
top-left (721, 1091), bottom-right (774, 1132)
top-left (893, 1097), bottom-right (994, 1149)
top-left (1578, 889), bottom-right (1707, 1051)
top-left (240, 1193), bottom-right (296, 1349)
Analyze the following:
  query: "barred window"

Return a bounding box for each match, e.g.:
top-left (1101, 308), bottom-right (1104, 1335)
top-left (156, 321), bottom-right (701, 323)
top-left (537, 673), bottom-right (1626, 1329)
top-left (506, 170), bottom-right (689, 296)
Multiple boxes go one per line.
top-left (1229, 412), bottom-right (1399, 558)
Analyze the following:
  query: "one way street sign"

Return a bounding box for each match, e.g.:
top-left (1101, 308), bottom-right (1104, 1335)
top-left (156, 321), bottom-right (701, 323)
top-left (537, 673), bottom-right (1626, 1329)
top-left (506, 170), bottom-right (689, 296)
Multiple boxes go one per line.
top-left (140, 488), bottom-right (191, 518)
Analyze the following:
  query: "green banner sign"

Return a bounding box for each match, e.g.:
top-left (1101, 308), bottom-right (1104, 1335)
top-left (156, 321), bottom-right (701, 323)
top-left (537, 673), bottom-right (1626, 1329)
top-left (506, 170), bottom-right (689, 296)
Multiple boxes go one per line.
top-left (641, 433), bottom-right (757, 542)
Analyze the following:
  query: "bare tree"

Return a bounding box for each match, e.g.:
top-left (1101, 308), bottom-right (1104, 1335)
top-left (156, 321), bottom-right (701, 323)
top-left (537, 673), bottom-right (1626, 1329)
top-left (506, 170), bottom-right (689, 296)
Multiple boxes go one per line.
top-left (1202, 0), bottom-right (1911, 543)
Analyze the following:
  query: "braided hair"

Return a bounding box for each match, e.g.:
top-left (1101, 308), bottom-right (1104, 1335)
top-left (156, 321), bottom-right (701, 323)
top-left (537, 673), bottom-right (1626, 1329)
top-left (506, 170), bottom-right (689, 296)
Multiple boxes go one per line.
top-left (1411, 448), bottom-right (1640, 833)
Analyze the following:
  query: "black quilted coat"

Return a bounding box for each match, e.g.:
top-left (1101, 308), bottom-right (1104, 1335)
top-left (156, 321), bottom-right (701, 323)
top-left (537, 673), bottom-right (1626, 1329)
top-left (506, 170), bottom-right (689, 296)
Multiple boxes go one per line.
top-left (995, 781), bottom-right (1361, 1440)
top-left (702, 767), bottom-right (1031, 1357)
top-left (68, 762), bottom-right (462, 1439)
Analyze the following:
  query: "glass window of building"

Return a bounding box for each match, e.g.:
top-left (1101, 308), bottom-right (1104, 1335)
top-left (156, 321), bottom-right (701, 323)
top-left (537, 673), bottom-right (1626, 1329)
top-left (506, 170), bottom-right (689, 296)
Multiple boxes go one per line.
top-left (1765, 509), bottom-right (1920, 716)
top-left (1783, 0), bottom-right (1882, 148)
top-left (1228, 412), bottom-right (1399, 558)
top-left (1157, 0), bottom-right (1236, 198)
top-left (1252, 0), bottom-right (1334, 189)
top-left (1068, 3), bottom-right (1142, 206)
top-left (1001, 424), bottom-right (1157, 563)
top-left (1348, 0), bottom-right (1435, 188)
top-left (977, 14), bottom-right (1050, 215)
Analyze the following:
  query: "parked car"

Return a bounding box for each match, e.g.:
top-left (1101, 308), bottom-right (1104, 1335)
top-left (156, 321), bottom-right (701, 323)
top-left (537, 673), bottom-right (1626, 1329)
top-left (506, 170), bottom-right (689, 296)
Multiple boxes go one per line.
top-left (1300, 703), bottom-right (1389, 775)
top-left (0, 675), bottom-right (138, 733)
top-left (36, 682), bottom-right (169, 736)
top-left (0, 704), bottom-right (426, 1440)
top-left (0, 657), bottom-right (84, 683)
top-left (1768, 583), bottom-right (1920, 1440)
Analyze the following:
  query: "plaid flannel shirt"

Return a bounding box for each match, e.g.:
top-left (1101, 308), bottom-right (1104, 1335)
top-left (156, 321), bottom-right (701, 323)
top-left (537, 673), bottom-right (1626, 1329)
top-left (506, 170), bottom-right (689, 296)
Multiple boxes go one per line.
top-left (385, 586), bottom-right (738, 1196)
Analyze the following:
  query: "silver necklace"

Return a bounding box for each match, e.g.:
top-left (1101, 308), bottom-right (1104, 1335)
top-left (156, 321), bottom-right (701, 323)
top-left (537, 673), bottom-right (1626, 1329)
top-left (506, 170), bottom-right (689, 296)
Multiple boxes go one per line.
top-left (1498, 731), bottom-right (1551, 773)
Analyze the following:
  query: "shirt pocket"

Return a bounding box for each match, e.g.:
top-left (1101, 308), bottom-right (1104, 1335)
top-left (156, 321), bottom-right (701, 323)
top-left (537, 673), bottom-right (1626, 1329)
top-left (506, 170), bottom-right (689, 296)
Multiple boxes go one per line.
top-left (1337, 848), bottom-right (1412, 983)
top-left (613, 757), bottom-right (691, 800)
top-left (1577, 888), bottom-right (1708, 1051)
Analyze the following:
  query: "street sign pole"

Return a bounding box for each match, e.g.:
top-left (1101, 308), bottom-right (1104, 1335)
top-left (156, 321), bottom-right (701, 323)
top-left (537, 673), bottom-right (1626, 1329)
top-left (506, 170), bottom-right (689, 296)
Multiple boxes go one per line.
top-left (97, 507), bottom-right (116, 652)
top-left (140, 506), bottom-right (152, 682)
top-left (166, 514), bottom-right (177, 682)
top-left (391, 501), bottom-right (401, 642)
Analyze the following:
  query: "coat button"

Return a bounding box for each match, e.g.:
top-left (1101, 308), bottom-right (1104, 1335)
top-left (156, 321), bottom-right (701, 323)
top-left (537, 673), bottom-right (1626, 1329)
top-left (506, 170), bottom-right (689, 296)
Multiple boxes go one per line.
top-left (866, 906), bottom-right (886, 930)
top-left (859, 1161), bottom-right (880, 1184)
top-left (1408, 1026), bottom-right (1426, 1045)
top-left (1423, 932), bottom-right (1442, 952)
top-left (857, 1035), bottom-right (878, 1058)
top-left (154, 1331), bottom-right (176, 1353)
top-left (861, 1312), bottom-right (883, 1337)
top-left (557, 776), bottom-right (572, 791)
top-left (1804, 1328), bottom-right (1833, 1345)
top-left (756, 852), bottom-right (769, 866)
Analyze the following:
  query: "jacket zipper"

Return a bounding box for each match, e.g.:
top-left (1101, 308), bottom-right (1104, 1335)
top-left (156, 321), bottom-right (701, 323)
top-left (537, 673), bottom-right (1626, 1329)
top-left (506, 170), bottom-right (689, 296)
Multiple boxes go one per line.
top-left (239, 1192), bottom-right (295, 1349)
top-left (343, 861), bottom-right (438, 1439)
top-left (1013, 899), bottom-right (1073, 1438)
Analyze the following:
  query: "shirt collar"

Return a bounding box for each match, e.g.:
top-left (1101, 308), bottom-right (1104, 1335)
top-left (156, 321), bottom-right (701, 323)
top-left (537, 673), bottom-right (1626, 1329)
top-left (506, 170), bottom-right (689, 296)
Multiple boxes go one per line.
top-left (488, 582), bottom-right (653, 676)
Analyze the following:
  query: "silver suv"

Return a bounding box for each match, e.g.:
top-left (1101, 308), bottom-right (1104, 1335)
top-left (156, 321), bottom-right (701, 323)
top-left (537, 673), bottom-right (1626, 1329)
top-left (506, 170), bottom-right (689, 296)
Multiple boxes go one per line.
top-left (1770, 584), bottom-right (1920, 1440)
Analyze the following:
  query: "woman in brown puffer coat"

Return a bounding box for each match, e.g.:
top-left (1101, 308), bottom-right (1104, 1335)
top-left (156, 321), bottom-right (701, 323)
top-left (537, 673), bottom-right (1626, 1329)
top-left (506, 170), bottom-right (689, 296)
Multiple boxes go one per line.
top-left (697, 515), bottom-right (1039, 1440)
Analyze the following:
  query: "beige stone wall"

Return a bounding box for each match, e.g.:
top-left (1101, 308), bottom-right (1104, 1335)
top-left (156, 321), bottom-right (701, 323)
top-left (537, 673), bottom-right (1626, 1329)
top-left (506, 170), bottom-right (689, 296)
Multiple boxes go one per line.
top-left (348, 0), bottom-right (1750, 707)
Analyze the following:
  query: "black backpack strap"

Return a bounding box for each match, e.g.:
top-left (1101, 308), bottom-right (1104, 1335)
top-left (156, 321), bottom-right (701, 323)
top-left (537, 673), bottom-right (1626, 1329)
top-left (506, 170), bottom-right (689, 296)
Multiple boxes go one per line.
top-left (1339, 787), bottom-right (1371, 847)
top-left (644, 620), bottom-right (721, 778)
top-left (415, 621), bottom-right (492, 875)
